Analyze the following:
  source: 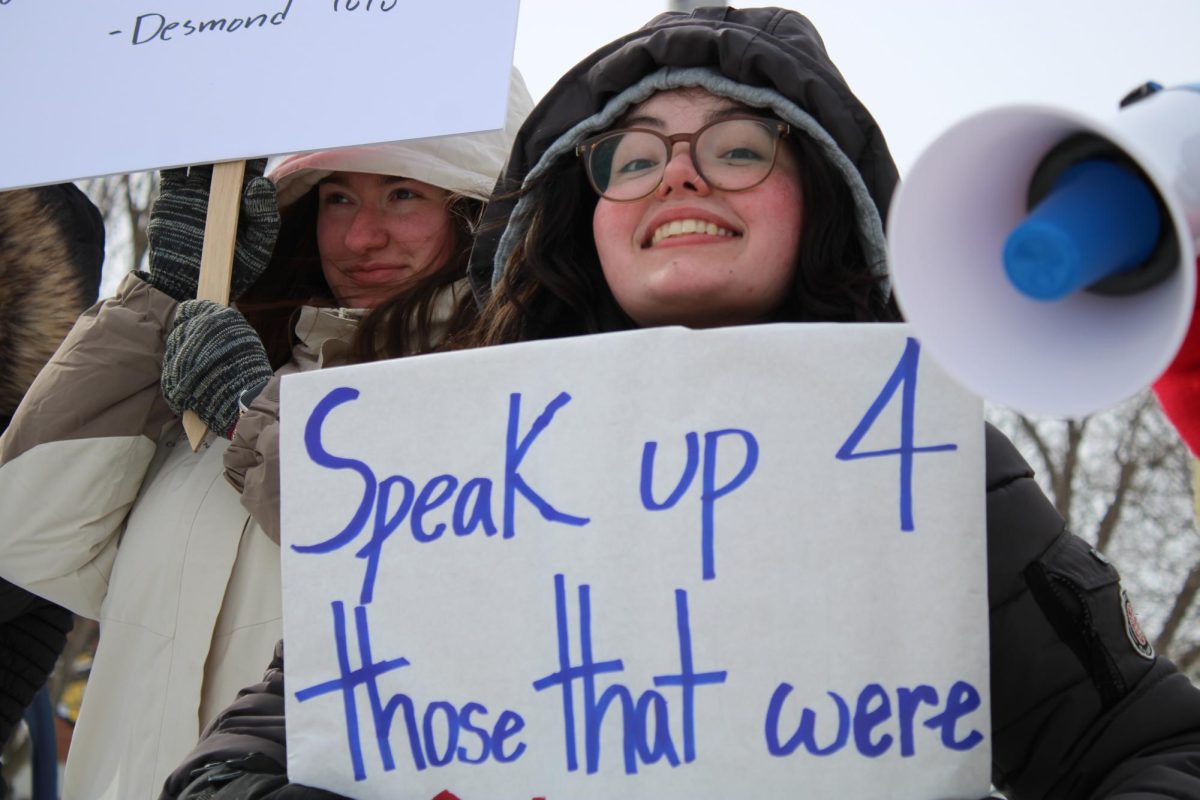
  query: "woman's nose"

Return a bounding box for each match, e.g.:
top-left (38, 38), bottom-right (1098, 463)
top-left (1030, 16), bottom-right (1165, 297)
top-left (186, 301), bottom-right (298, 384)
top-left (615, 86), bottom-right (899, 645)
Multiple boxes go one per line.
top-left (344, 208), bottom-right (389, 253)
top-left (654, 144), bottom-right (711, 199)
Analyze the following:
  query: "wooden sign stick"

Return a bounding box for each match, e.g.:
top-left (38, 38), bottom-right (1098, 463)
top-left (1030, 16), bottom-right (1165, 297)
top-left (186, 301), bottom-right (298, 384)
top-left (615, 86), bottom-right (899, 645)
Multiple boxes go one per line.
top-left (183, 159), bottom-right (247, 451)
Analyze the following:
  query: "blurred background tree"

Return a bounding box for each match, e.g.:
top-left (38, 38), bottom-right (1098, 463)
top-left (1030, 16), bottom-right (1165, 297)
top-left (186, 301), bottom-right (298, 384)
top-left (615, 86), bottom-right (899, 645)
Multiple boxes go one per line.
top-left (77, 171), bottom-right (157, 297)
top-left (989, 394), bottom-right (1200, 677)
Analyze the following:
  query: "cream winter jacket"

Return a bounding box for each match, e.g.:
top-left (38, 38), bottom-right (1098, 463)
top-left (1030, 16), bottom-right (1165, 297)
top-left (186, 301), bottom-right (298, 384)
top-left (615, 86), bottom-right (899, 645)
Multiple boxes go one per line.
top-left (0, 274), bottom-right (360, 799)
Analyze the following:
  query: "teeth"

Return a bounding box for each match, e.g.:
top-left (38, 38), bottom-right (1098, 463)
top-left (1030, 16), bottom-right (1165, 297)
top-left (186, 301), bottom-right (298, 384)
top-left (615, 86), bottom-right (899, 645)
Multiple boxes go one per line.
top-left (650, 219), bottom-right (736, 245)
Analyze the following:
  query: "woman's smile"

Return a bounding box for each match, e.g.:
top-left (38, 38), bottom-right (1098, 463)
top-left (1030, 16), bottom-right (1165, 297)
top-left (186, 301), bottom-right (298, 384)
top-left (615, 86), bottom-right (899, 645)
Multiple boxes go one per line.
top-left (593, 89), bottom-right (803, 329)
top-left (642, 208), bottom-right (743, 248)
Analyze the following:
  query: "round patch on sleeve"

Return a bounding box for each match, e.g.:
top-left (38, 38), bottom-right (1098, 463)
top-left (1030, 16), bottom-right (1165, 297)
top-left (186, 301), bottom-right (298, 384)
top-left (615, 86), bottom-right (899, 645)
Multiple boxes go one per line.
top-left (1122, 588), bottom-right (1155, 660)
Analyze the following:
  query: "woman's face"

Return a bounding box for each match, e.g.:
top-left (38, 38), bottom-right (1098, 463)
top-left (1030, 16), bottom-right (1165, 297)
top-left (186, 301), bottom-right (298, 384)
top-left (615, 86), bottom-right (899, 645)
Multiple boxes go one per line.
top-left (592, 89), bottom-right (804, 328)
top-left (316, 172), bottom-right (453, 309)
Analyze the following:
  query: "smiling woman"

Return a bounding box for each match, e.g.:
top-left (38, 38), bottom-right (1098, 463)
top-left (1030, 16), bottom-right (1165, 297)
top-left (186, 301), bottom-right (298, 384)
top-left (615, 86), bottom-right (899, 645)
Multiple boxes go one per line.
top-left (245, 149), bottom-right (490, 364)
top-left (455, 6), bottom-right (1200, 799)
top-left (314, 173), bottom-right (454, 310)
top-left (591, 90), bottom-right (804, 328)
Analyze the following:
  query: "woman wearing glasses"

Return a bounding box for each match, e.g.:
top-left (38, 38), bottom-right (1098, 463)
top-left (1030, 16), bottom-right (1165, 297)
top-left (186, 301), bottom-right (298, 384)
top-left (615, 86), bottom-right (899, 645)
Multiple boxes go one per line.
top-left (162, 7), bottom-right (1200, 798)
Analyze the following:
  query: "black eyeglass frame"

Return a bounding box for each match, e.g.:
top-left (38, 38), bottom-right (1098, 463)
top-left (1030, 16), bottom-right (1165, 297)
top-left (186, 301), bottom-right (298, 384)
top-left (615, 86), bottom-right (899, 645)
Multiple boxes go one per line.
top-left (575, 115), bottom-right (792, 202)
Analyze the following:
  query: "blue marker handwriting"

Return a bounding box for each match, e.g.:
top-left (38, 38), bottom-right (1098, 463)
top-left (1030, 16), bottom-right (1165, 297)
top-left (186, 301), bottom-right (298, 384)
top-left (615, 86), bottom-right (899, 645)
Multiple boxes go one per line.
top-left (295, 387), bottom-right (764, 599)
top-left (294, 389), bottom-right (590, 604)
top-left (836, 337), bottom-right (958, 531)
top-left (296, 576), bottom-right (982, 782)
top-left (640, 429), bottom-right (759, 580)
top-left (295, 602), bottom-right (527, 782)
top-left (765, 678), bottom-right (983, 758)
top-left (532, 574), bottom-right (728, 775)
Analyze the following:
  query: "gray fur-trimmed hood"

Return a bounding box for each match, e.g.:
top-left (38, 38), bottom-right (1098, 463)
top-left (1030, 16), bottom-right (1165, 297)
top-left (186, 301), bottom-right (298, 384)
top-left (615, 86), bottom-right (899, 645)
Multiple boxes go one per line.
top-left (468, 5), bottom-right (900, 302)
top-left (0, 184), bottom-right (104, 428)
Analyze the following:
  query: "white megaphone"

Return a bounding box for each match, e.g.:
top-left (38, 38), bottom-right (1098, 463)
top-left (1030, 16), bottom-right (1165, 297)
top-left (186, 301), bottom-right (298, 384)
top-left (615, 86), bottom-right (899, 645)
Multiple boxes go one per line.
top-left (888, 82), bottom-right (1200, 418)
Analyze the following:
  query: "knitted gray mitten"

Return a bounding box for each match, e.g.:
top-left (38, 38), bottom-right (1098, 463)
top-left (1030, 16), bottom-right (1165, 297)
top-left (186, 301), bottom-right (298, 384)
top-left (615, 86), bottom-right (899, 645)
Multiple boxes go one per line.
top-left (162, 300), bottom-right (272, 438)
top-left (144, 159), bottom-right (279, 302)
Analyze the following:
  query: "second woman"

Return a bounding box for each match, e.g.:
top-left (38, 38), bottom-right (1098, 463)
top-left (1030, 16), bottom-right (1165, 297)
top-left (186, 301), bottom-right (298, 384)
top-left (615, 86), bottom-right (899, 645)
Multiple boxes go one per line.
top-left (0, 72), bottom-right (531, 800)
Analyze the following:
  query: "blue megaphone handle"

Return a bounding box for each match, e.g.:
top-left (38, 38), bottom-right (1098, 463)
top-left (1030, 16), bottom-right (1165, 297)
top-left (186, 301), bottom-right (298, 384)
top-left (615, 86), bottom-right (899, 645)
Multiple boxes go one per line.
top-left (1003, 159), bottom-right (1162, 301)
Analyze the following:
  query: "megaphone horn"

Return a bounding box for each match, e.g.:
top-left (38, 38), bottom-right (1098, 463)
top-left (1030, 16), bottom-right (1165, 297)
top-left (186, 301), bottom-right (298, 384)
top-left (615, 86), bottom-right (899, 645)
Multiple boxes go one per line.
top-left (887, 83), bottom-right (1200, 418)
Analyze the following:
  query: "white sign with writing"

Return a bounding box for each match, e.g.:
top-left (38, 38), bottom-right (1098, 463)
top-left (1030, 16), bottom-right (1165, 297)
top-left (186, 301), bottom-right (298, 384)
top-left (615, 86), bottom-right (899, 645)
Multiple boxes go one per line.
top-left (0, 0), bottom-right (519, 189)
top-left (279, 324), bottom-right (990, 799)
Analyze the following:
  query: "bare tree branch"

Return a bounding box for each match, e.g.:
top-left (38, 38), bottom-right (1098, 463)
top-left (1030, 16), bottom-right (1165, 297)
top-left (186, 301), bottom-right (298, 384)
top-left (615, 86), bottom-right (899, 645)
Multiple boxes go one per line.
top-left (1095, 459), bottom-right (1137, 553)
top-left (1156, 560), bottom-right (1200, 654)
top-left (1178, 641), bottom-right (1200, 674)
top-left (1094, 397), bottom-right (1159, 552)
top-left (77, 171), bottom-right (157, 293)
top-left (1054, 419), bottom-right (1087, 526)
top-left (1018, 415), bottom-right (1059, 489)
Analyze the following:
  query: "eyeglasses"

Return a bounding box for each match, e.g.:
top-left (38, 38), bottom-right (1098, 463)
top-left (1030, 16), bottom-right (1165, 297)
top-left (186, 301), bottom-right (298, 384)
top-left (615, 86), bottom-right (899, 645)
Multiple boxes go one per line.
top-left (576, 115), bottom-right (791, 202)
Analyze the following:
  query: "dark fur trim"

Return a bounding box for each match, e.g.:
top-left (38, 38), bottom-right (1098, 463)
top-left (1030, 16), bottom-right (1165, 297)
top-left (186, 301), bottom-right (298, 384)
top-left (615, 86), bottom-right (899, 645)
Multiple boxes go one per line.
top-left (0, 185), bottom-right (105, 421)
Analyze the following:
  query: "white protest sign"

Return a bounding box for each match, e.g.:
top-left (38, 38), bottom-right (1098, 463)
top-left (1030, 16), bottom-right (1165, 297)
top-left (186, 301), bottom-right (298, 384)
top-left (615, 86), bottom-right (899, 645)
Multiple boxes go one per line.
top-left (0, 0), bottom-right (520, 190)
top-left (280, 324), bottom-right (990, 799)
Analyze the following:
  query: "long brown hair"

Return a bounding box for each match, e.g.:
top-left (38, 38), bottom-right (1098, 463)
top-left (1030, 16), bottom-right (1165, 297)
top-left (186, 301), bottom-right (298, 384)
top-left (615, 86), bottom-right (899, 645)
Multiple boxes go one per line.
top-left (351, 193), bottom-right (482, 361)
top-left (463, 127), bottom-right (898, 349)
top-left (236, 187), bottom-right (483, 368)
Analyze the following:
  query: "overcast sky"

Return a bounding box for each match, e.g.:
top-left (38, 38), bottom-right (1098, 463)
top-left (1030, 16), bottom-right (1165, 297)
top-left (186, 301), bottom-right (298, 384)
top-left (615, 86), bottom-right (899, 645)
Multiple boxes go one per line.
top-left (512, 0), bottom-right (1200, 175)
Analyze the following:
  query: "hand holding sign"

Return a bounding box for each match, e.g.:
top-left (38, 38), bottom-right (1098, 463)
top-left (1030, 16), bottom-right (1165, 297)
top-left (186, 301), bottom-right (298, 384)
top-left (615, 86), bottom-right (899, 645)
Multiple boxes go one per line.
top-left (145, 160), bottom-right (278, 303)
top-left (146, 160), bottom-right (280, 447)
top-left (163, 299), bottom-right (272, 440)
